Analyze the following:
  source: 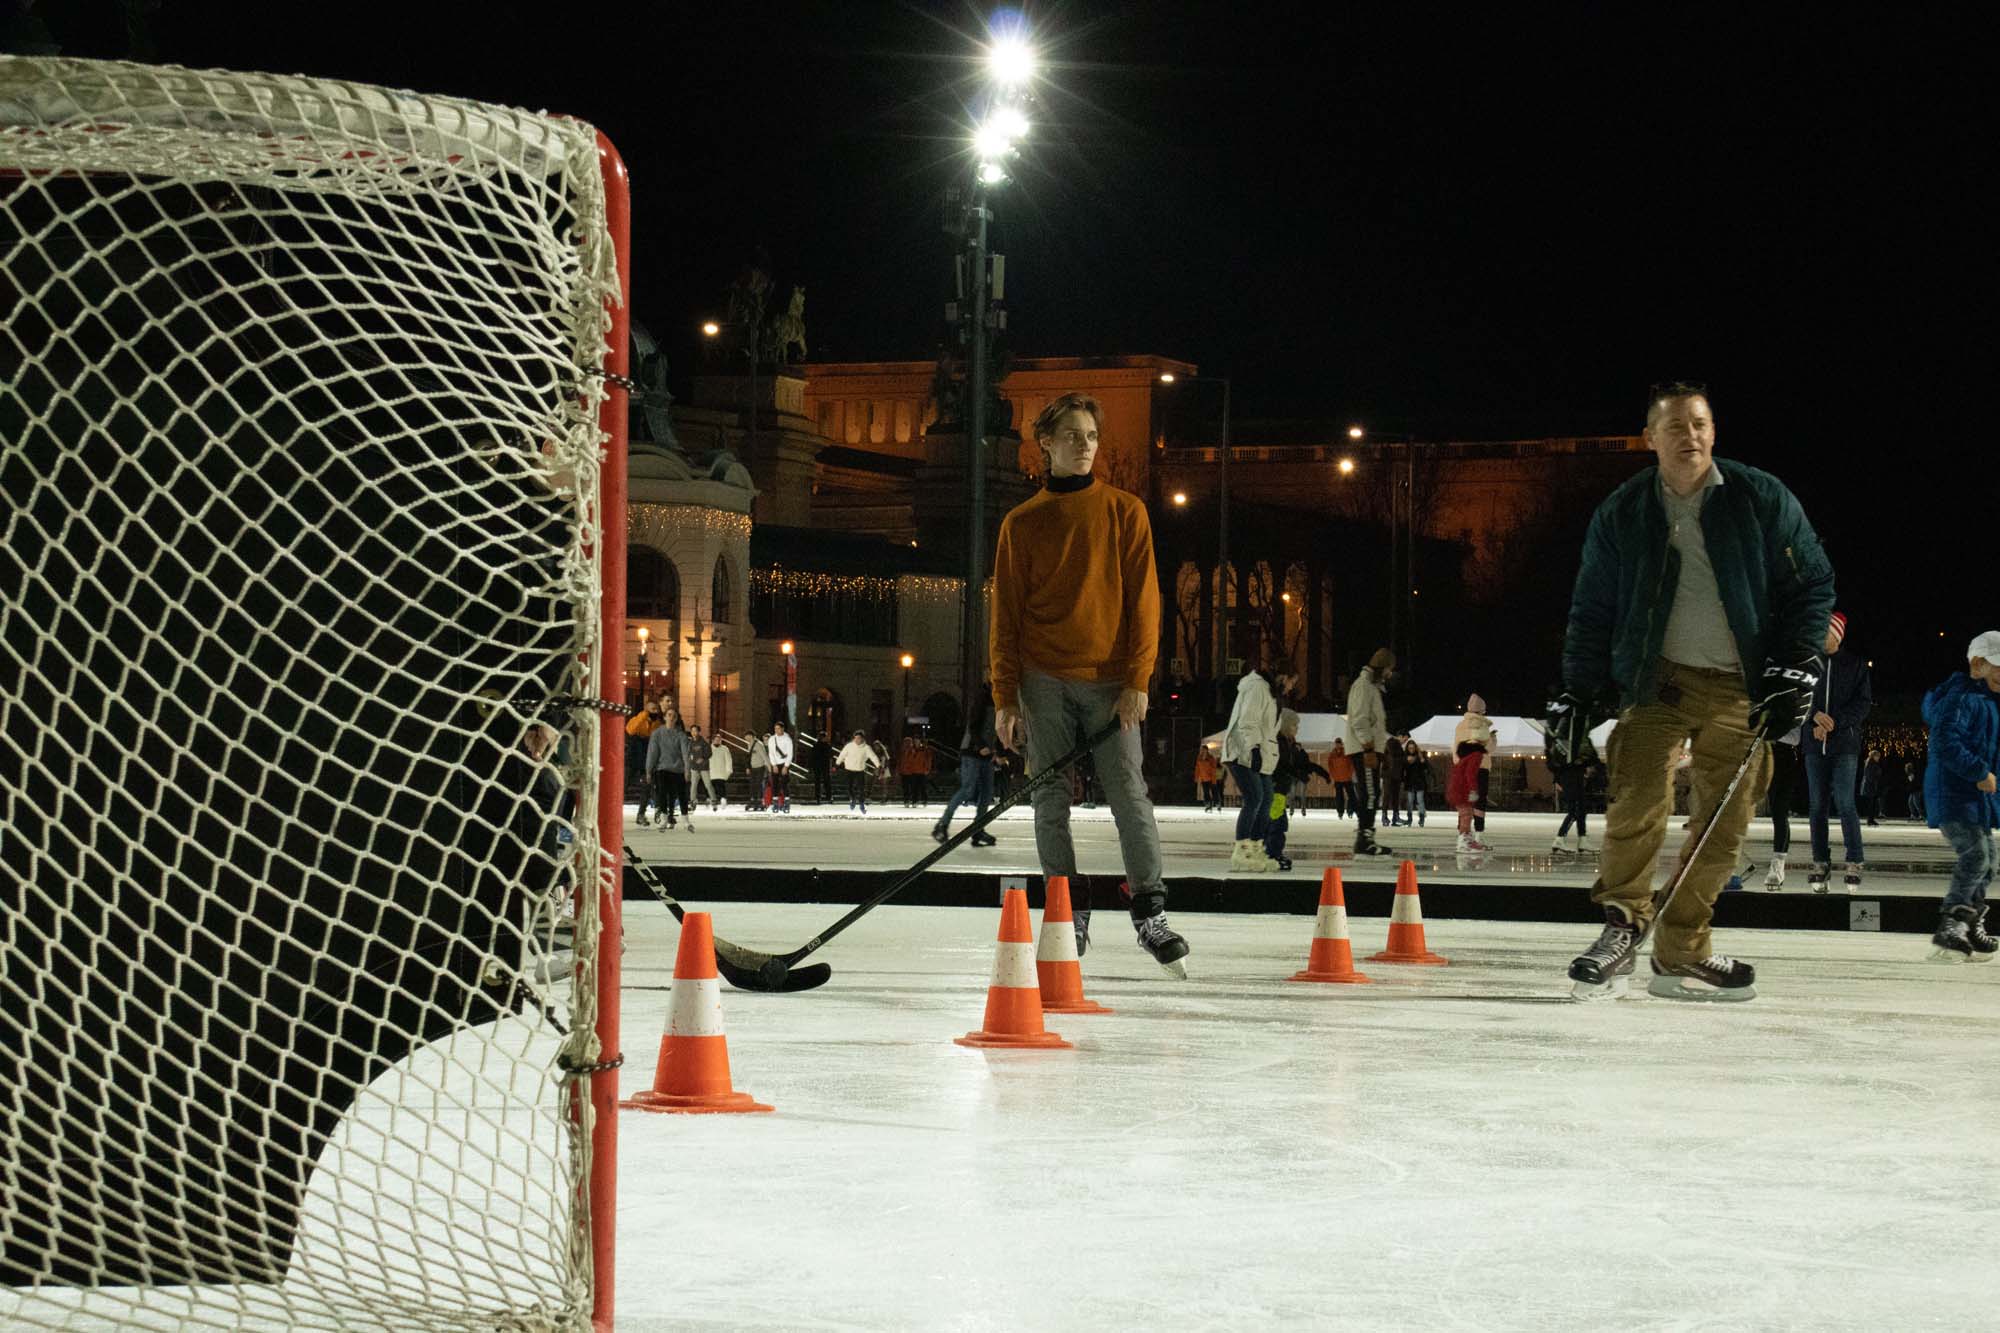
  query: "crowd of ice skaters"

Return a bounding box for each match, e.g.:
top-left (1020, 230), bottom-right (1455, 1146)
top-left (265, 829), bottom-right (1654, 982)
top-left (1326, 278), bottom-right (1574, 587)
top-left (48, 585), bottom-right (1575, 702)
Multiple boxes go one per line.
top-left (596, 385), bottom-right (1999, 995)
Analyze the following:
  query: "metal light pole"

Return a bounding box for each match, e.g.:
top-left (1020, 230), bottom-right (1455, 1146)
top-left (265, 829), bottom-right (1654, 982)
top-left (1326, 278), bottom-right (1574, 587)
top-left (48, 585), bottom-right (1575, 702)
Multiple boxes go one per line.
top-left (636, 626), bottom-right (649, 703)
top-left (957, 28), bottom-right (1035, 712)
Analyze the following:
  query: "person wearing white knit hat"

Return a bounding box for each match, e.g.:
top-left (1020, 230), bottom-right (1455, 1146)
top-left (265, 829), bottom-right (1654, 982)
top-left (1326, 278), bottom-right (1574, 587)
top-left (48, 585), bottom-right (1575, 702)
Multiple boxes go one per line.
top-left (1922, 632), bottom-right (2000, 960)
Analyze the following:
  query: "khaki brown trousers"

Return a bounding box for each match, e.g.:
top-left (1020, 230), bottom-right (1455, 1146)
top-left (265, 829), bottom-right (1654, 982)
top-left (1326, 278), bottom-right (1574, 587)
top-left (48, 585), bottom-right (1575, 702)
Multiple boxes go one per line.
top-left (1593, 660), bottom-right (1773, 966)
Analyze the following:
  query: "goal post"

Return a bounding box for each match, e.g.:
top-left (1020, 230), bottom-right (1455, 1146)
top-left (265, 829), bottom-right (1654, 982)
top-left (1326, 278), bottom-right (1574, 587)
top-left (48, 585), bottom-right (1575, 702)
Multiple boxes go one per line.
top-left (0, 55), bottom-right (626, 1330)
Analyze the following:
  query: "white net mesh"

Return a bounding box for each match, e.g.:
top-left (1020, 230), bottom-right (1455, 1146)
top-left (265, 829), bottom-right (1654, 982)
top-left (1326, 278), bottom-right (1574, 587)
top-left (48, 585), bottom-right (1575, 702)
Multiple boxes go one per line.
top-left (0, 56), bottom-right (621, 1330)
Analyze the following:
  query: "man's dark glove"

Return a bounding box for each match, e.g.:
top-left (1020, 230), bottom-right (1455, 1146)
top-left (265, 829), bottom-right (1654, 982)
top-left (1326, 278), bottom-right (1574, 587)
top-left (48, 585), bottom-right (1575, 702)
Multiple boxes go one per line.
top-left (1750, 656), bottom-right (1823, 741)
top-left (1545, 685), bottom-right (1617, 767)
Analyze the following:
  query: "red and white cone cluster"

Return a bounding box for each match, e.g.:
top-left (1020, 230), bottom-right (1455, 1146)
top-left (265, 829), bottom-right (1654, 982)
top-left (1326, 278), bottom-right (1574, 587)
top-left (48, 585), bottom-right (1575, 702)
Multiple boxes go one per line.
top-left (1288, 868), bottom-right (1371, 983)
top-left (956, 887), bottom-right (1074, 1049)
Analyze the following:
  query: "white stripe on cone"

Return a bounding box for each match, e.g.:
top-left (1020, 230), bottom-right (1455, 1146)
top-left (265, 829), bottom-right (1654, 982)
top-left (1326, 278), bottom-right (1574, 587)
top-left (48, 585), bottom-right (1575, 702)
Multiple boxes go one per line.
top-left (1389, 893), bottom-right (1425, 925)
top-left (665, 976), bottom-right (726, 1038)
top-left (1036, 923), bottom-right (1079, 963)
top-left (1313, 904), bottom-right (1350, 938)
top-left (989, 940), bottom-right (1038, 989)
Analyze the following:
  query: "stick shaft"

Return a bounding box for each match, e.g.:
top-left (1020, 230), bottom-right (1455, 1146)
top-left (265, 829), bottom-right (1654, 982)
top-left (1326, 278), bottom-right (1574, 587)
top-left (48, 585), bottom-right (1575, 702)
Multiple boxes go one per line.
top-left (780, 721), bottom-right (1120, 964)
top-left (1630, 739), bottom-right (1763, 956)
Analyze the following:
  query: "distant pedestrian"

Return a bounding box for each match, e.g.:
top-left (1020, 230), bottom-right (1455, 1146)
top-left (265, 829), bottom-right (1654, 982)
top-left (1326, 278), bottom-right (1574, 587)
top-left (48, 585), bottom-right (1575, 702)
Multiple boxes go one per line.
top-left (898, 733), bottom-right (932, 806)
top-left (747, 731), bottom-right (769, 811)
top-left (1921, 632), bottom-right (2000, 962)
top-left (1454, 695), bottom-right (1496, 854)
top-left (1381, 735), bottom-right (1408, 827)
top-left (1801, 611), bottom-right (1871, 892)
top-left (1327, 739), bottom-right (1356, 819)
top-left (1860, 747), bottom-right (1883, 826)
top-left (1551, 724), bottom-right (1597, 856)
top-left (935, 682), bottom-right (999, 848)
top-left (1403, 739), bottom-right (1431, 827)
top-left (1263, 709), bottom-right (1329, 872)
top-left (644, 712), bottom-right (693, 830)
top-left (1456, 693), bottom-right (1495, 836)
top-left (837, 730), bottom-right (881, 812)
top-left (767, 721), bottom-right (795, 813)
top-left (706, 732), bottom-right (733, 810)
top-left (1222, 660), bottom-right (1282, 871)
top-left (1194, 743), bottom-right (1222, 811)
top-left (1906, 761), bottom-right (1924, 819)
top-left (1346, 649), bottom-right (1396, 856)
top-left (687, 725), bottom-right (717, 809)
top-left (627, 696), bottom-right (663, 826)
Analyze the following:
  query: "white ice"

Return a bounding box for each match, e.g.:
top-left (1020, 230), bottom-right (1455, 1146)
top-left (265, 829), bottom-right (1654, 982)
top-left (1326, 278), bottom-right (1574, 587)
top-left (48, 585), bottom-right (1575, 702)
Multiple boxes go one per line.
top-left (609, 902), bottom-right (2000, 1331)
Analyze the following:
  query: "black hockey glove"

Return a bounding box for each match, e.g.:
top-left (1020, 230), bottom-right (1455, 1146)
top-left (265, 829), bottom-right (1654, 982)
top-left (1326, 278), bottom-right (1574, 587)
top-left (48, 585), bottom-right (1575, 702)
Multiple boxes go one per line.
top-left (1545, 685), bottom-right (1616, 768)
top-left (1749, 656), bottom-right (1823, 742)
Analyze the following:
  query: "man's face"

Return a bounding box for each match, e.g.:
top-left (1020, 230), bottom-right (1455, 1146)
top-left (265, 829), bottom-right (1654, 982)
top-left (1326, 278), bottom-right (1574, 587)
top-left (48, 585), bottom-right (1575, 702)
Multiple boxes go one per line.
top-left (1042, 409), bottom-right (1099, 478)
top-left (1645, 394), bottom-right (1717, 484)
top-left (1976, 658), bottom-right (2000, 692)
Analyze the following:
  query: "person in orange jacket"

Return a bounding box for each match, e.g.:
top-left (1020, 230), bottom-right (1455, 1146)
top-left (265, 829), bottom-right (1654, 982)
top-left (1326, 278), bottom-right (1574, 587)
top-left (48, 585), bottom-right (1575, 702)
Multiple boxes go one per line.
top-left (1194, 743), bottom-right (1221, 811)
top-left (625, 695), bottom-right (663, 825)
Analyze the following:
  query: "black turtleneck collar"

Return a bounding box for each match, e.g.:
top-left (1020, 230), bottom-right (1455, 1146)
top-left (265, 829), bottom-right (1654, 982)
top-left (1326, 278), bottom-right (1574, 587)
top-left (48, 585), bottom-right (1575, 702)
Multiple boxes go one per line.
top-left (1047, 472), bottom-right (1096, 494)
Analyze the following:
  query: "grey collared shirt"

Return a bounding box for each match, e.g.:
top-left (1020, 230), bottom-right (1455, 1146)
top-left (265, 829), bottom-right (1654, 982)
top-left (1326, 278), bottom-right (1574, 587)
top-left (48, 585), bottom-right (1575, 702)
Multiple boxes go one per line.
top-left (1659, 465), bottom-right (1739, 673)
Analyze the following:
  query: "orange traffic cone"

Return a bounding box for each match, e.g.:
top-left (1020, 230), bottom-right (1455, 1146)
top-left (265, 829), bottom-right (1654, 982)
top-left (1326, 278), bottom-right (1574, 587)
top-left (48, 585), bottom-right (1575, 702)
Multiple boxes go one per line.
top-left (1288, 867), bottom-right (1371, 983)
top-left (957, 887), bottom-right (1073, 1049)
top-left (1366, 860), bottom-right (1449, 965)
top-left (1036, 876), bottom-right (1112, 1014)
top-left (622, 912), bottom-right (773, 1113)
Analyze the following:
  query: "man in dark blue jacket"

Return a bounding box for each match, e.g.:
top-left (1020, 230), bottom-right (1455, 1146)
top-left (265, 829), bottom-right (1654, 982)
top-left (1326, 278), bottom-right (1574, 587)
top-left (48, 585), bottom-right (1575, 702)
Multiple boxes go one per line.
top-left (1801, 611), bottom-right (1872, 890)
top-left (1557, 383), bottom-right (1835, 1002)
top-left (1923, 632), bottom-right (2000, 961)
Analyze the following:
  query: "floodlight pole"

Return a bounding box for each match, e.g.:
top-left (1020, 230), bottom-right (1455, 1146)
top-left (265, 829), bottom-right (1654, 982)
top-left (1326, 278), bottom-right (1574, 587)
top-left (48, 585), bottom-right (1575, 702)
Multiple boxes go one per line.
top-left (962, 187), bottom-right (992, 713)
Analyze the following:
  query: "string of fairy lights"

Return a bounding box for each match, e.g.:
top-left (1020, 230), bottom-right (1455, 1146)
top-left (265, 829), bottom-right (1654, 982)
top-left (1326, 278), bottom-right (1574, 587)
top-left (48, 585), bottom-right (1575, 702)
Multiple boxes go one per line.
top-left (750, 568), bottom-right (975, 606)
top-left (628, 503), bottom-right (752, 550)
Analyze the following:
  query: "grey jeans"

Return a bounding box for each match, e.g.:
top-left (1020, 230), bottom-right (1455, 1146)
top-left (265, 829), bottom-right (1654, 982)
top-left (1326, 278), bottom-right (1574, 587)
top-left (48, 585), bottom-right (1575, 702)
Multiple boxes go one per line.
top-left (1017, 672), bottom-right (1166, 917)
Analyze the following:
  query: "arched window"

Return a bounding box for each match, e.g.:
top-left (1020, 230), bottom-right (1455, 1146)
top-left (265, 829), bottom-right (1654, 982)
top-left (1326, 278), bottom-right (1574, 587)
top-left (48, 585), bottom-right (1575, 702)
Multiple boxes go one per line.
top-left (628, 547), bottom-right (679, 620)
top-left (711, 556), bottom-right (734, 625)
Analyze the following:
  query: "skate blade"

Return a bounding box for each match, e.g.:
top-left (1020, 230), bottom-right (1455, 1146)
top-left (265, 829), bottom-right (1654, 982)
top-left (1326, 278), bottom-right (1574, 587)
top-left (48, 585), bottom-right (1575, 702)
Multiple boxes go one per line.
top-left (1926, 948), bottom-right (1971, 965)
top-left (1568, 974), bottom-right (1629, 1002)
top-left (1645, 976), bottom-right (1756, 1002)
top-left (1159, 958), bottom-right (1189, 980)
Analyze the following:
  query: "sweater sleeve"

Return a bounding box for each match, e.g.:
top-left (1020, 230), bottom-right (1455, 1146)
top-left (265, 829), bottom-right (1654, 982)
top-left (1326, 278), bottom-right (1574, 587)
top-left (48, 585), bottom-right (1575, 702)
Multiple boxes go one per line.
top-left (989, 514), bottom-right (1024, 710)
top-left (1119, 500), bottom-right (1162, 693)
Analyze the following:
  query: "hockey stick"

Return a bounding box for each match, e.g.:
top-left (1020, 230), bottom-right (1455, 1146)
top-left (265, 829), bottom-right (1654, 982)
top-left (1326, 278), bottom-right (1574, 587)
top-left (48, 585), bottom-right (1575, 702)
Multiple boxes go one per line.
top-left (1628, 738), bottom-right (1765, 958)
top-left (623, 845), bottom-right (834, 993)
top-left (729, 719), bottom-right (1124, 993)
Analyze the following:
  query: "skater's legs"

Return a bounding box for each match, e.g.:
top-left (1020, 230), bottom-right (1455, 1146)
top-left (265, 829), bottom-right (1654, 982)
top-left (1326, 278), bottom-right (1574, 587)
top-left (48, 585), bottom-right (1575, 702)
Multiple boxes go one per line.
top-left (1227, 762), bottom-right (1272, 842)
top-left (1803, 750), bottom-right (1834, 865)
top-left (1940, 822), bottom-right (1997, 913)
top-left (1827, 752), bottom-right (1863, 863)
top-left (1352, 763), bottom-right (1378, 837)
top-left (1077, 681), bottom-right (1167, 915)
top-left (1019, 672), bottom-right (1084, 881)
top-left (1766, 741), bottom-right (1794, 856)
top-left (1264, 808), bottom-right (1288, 862)
top-left (1654, 669), bottom-right (1772, 964)
top-left (1592, 687), bottom-right (1694, 925)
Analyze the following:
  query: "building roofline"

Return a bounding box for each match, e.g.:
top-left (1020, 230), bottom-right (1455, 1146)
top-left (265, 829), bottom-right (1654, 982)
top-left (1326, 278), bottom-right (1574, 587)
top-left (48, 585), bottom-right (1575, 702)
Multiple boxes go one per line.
top-left (799, 353), bottom-right (1199, 379)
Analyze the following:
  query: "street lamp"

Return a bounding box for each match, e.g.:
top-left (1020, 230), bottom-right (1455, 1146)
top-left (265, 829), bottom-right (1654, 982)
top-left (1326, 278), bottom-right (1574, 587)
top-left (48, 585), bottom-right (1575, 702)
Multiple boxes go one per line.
top-left (953, 21), bottom-right (1037, 725)
top-left (1171, 491), bottom-right (1188, 506)
top-left (637, 625), bottom-right (649, 702)
top-left (778, 640), bottom-right (797, 731)
top-left (702, 314), bottom-right (760, 462)
top-left (898, 651), bottom-right (914, 720)
top-left (1159, 369), bottom-right (1234, 680)
top-left (1346, 423), bottom-right (1420, 677)
top-left (1337, 457), bottom-right (1355, 475)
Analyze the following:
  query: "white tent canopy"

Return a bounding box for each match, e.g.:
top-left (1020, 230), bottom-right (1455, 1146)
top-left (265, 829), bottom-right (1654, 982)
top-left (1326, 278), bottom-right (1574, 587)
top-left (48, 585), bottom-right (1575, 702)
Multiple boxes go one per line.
top-left (1206, 713), bottom-right (1617, 757)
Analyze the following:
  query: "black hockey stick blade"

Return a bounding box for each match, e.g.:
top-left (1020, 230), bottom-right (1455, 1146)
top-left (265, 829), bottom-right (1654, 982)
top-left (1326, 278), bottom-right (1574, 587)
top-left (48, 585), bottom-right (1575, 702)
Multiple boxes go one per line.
top-left (737, 720), bottom-right (1125, 992)
top-left (623, 846), bottom-right (832, 993)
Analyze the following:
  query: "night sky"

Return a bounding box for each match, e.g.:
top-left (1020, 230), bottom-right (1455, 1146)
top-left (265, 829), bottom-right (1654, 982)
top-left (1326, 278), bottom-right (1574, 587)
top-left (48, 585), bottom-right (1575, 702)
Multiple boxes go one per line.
top-left (15, 1), bottom-right (1983, 700)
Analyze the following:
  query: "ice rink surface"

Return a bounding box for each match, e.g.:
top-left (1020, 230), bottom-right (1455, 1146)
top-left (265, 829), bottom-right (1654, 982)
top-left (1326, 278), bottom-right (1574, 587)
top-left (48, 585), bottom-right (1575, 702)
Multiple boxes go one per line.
top-left (613, 902), bottom-right (2000, 1331)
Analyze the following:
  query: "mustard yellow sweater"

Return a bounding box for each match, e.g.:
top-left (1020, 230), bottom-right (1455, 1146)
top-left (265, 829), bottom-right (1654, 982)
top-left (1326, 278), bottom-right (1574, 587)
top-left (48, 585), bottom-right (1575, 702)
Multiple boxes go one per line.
top-left (989, 477), bottom-right (1160, 710)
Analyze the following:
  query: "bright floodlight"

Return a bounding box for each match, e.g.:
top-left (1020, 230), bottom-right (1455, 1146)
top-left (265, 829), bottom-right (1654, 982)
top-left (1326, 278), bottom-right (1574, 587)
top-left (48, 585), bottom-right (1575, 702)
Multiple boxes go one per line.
top-left (987, 36), bottom-right (1036, 86)
top-left (972, 121), bottom-right (1013, 160)
top-left (899, 653), bottom-right (914, 669)
top-left (1171, 491), bottom-right (1188, 505)
top-left (1158, 372), bottom-right (1176, 384)
top-left (1338, 458), bottom-right (1356, 475)
top-left (702, 320), bottom-right (720, 336)
top-left (1347, 424), bottom-right (1364, 439)
top-left (977, 161), bottom-right (1008, 185)
top-left (991, 105), bottom-right (1030, 141)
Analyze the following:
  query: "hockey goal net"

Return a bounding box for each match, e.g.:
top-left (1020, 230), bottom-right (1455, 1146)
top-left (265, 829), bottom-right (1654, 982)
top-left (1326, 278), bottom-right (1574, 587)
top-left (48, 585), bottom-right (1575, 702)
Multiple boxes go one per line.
top-left (0, 56), bottom-right (627, 1330)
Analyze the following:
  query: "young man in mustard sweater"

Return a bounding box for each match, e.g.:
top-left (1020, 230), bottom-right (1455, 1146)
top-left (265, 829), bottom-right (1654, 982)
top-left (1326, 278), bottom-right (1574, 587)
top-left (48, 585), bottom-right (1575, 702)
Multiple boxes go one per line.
top-left (992, 393), bottom-right (1189, 976)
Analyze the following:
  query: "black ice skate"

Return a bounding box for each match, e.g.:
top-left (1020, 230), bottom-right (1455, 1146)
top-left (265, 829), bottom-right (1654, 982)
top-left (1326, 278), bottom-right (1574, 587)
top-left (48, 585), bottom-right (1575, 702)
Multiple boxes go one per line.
top-left (1132, 910), bottom-right (1189, 979)
top-left (1807, 861), bottom-right (1831, 893)
top-left (1968, 907), bottom-right (1997, 962)
top-left (1842, 861), bottom-right (1863, 892)
top-left (1073, 907), bottom-right (1091, 958)
top-left (1353, 831), bottom-right (1394, 857)
top-left (1568, 905), bottom-right (1639, 1000)
top-left (1930, 906), bottom-right (1977, 963)
top-left (1647, 954), bottom-right (1756, 1002)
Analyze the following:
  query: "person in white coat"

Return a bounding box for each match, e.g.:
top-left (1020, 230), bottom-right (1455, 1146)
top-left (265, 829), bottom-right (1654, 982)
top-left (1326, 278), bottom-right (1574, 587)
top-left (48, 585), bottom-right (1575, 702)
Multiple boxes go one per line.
top-left (1222, 663), bottom-right (1288, 870)
top-left (766, 722), bottom-right (795, 812)
top-left (836, 731), bottom-right (881, 812)
top-left (1346, 648), bottom-right (1396, 856)
top-left (707, 735), bottom-right (734, 811)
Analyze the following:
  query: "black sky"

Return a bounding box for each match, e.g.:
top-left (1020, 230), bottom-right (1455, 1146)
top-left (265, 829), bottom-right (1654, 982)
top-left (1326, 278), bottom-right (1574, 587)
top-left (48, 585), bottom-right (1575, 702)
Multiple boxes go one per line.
top-left (16, 0), bottom-right (1988, 697)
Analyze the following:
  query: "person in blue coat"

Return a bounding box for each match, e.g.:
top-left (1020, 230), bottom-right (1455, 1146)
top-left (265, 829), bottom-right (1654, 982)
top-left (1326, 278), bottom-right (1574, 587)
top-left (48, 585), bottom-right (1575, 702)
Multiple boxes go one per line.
top-left (1923, 632), bottom-right (2000, 961)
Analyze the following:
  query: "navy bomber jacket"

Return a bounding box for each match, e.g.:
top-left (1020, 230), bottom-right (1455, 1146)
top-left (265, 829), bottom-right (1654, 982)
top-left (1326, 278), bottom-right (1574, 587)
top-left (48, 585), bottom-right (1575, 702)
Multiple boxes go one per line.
top-left (1562, 460), bottom-right (1836, 711)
